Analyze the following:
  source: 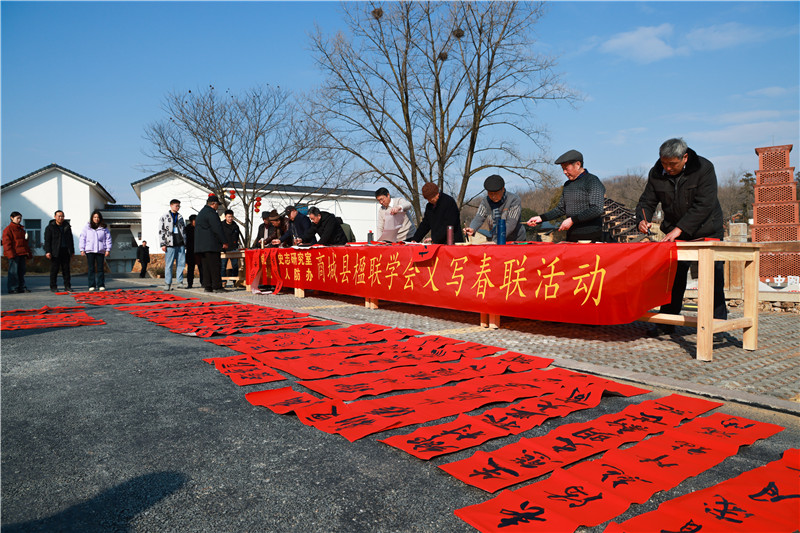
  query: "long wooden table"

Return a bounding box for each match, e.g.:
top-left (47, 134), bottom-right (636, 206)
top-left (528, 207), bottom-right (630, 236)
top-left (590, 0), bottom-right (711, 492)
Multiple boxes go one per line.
top-left (246, 241), bottom-right (761, 362)
top-left (638, 241), bottom-right (761, 362)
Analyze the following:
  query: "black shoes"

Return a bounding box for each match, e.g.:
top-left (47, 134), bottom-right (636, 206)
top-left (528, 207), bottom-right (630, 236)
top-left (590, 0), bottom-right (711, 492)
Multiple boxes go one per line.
top-left (213, 288), bottom-right (230, 293)
top-left (646, 324), bottom-right (675, 337)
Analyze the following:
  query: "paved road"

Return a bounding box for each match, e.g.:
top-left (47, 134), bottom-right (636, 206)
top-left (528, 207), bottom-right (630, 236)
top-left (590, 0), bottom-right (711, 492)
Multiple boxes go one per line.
top-left (2, 275), bottom-right (798, 532)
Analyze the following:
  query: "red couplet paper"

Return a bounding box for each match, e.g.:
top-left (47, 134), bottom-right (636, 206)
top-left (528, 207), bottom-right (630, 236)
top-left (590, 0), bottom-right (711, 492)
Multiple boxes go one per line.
top-left (72, 289), bottom-right (195, 305)
top-left (244, 387), bottom-right (325, 414)
top-left (607, 448), bottom-right (800, 533)
top-left (455, 407), bottom-right (785, 532)
top-left (206, 324), bottom-right (421, 354)
top-left (210, 354), bottom-right (287, 386)
top-left (441, 394), bottom-right (723, 493)
top-left (245, 241), bottom-right (677, 325)
top-left (297, 358), bottom-right (511, 400)
top-left (0, 306), bottom-right (105, 330)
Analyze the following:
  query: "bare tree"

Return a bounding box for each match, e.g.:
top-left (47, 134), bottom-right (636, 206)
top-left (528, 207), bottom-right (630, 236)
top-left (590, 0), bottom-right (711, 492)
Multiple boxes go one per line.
top-left (603, 171), bottom-right (648, 210)
top-left (308, 1), bottom-right (576, 221)
top-left (143, 85), bottom-right (349, 245)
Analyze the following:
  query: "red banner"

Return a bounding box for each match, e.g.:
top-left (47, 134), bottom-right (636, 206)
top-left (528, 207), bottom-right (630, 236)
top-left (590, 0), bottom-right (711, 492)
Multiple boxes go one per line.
top-left (246, 242), bottom-right (677, 325)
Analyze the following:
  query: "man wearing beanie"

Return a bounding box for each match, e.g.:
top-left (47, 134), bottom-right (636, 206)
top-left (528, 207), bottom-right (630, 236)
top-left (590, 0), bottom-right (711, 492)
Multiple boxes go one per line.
top-left (465, 174), bottom-right (525, 242)
top-left (409, 182), bottom-right (463, 244)
top-left (526, 149), bottom-right (605, 242)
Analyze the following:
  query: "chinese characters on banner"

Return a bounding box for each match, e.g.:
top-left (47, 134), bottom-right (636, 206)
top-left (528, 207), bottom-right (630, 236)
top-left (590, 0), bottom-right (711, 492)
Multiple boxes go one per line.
top-left (245, 242), bottom-right (677, 325)
top-left (454, 411), bottom-right (784, 533)
top-left (606, 448), bottom-right (799, 533)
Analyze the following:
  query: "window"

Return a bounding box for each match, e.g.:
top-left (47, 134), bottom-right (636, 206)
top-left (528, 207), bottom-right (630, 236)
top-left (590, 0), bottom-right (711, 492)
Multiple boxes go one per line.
top-left (23, 219), bottom-right (42, 248)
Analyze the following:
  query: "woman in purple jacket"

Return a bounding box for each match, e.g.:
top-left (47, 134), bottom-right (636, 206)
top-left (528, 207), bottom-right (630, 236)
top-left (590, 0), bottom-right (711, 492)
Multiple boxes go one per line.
top-left (79, 210), bottom-right (112, 291)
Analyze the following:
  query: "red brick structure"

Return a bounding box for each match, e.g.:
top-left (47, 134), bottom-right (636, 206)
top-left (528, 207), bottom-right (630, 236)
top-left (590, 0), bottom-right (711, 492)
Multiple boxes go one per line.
top-left (752, 145), bottom-right (799, 281)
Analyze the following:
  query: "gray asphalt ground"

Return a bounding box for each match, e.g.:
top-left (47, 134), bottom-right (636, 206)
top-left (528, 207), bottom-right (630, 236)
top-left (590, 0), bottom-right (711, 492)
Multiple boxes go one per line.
top-left (2, 274), bottom-right (798, 532)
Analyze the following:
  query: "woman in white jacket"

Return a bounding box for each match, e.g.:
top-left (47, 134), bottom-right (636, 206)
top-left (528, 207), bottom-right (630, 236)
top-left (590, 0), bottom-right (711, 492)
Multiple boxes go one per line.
top-left (79, 210), bottom-right (112, 291)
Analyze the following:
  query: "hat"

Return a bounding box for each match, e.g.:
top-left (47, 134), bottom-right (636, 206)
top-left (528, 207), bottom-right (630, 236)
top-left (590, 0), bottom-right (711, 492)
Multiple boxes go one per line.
top-left (267, 209), bottom-right (281, 221)
top-left (421, 182), bottom-right (439, 201)
top-left (484, 174), bottom-right (504, 192)
top-left (207, 194), bottom-right (220, 204)
top-left (261, 210), bottom-right (271, 220)
top-left (554, 149), bottom-right (583, 165)
top-left (284, 205), bottom-right (297, 215)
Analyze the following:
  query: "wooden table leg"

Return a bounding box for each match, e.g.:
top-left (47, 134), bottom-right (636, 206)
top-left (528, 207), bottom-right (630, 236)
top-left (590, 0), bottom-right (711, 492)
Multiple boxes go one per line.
top-left (364, 297), bottom-right (379, 309)
top-left (696, 248), bottom-right (715, 361)
top-left (480, 313), bottom-right (488, 328)
top-left (294, 288), bottom-right (305, 298)
top-left (742, 255), bottom-right (759, 351)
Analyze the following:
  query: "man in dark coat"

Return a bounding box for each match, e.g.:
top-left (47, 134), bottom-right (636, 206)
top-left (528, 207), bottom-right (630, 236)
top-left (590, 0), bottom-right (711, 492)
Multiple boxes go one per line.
top-left (194, 195), bottom-right (228, 293)
top-left (185, 215), bottom-right (201, 288)
top-left (409, 182), bottom-right (464, 244)
top-left (303, 207), bottom-right (348, 245)
top-left (281, 205), bottom-right (315, 246)
top-left (136, 241), bottom-right (150, 278)
top-left (636, 138), bottom-right (727, 337)
top-left (44, 210), bottom-right (75, 291)
top-left (526, 150), bottom-right (605, 242)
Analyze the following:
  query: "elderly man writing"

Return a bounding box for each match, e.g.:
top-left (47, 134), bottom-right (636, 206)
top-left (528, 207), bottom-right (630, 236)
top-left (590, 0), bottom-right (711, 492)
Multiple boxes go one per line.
top-left (526, 149), bottom-right (605, 242)
top-left (464, 174), bottom-right (525, 243)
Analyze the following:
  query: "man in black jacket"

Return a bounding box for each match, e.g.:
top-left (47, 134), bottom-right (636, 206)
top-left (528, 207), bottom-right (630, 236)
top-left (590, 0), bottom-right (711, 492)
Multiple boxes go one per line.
top-left (526, 150), bottom-right (605, 242)
top-left (303, 207), bottom-right (348, 245)
top-left (43, 210), bottom-right (74, 291)
top-left (409, 182), bottom-right (464, 244)
top-left (185, 215), bottom-right (201, 288)
top-left (636, 138), bottom-right (727, 337)
top-left (281, 206), bottom-right (315, 246)
top-left (136, 241), bottom-right (150, 278)
top-left (195, 195), bottom-right (228, 293)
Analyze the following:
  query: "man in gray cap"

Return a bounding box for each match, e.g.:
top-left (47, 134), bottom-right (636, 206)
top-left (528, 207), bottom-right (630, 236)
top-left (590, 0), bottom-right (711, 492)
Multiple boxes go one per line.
top-left (465, 174), bottom-right (525, 242)
top-left (526, 149), bottom-right (605, 242)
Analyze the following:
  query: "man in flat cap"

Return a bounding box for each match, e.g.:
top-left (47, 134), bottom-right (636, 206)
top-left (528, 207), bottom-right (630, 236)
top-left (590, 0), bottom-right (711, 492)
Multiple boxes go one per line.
top-left (465, 174), bottom-right (525, 243)
top-left (526, 149), bottom-right (605, 242)
top-left (409, 182), bottom-right (464, 244)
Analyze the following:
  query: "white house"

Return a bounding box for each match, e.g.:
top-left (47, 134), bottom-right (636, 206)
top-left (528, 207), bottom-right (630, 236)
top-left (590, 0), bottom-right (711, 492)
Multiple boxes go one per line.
top-left (0, 164), bottom-right (142, 272)
top-left (3, 164), bottom-right (384, 273)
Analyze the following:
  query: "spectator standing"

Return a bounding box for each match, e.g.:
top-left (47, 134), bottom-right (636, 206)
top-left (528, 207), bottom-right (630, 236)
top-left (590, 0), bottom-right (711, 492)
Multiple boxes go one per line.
top-left (526, 150), bottom-right (605, 242)
top-left (158, 199), bottom-right (186, 291)
top-left (465, 175), bottom-right (525, 243)
top-left (409, 182), bottom-right (464, 244)
top-left (195, 195), bottom-right (228, 293)
top-left (636, 137), bottom-right (727, 337)
top-left (375, 187), bottom-right (415, 241)
top-left (44, 210), bottom-right (75, 291)
top-left (136, 241), bottom-right (150, 278)
top-left (281, 206), bottom-right (315, 246)
top-left (220, 209), bottom-right (242, 286)
top-left (79, 210), bottom-right (112, 291)
top-left (185, 214), bottom-right (201, 289)
top-left (2, 211), bottom-right (32, 294)
top-left (303, 207), bottom-right (348, 245)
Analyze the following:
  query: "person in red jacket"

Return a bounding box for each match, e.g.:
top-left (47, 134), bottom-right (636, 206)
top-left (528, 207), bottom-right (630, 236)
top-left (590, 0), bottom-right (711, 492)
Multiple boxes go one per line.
top-left (2, 211), bottom-right (33, 294)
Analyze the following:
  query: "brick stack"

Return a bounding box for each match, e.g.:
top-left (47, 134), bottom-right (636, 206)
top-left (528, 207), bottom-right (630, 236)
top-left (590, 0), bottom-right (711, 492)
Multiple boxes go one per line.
top-left (752, 144), bottom-right (799, 281)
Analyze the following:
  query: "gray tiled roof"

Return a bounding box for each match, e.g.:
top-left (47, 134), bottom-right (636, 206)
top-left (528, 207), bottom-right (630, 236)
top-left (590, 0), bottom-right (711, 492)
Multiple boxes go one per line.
top-left (1, 163), bottom-right (116, 203)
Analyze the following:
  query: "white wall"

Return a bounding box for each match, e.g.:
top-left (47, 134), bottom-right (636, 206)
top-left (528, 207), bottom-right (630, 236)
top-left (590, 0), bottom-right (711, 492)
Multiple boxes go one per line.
top-left (138, 174), bottom-right (211, 249)
top-left (0, 168), bottom-right (100, 252)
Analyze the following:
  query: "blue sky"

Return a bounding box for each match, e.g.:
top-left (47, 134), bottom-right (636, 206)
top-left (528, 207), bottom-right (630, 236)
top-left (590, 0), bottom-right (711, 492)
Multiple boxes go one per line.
top-left (2, 1), bottom-right (798, 204)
